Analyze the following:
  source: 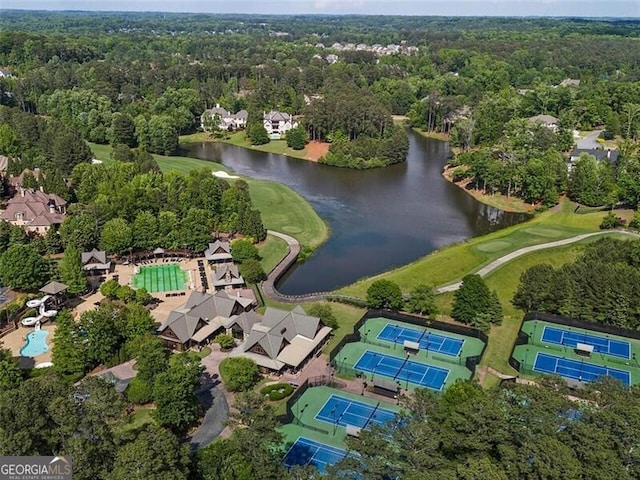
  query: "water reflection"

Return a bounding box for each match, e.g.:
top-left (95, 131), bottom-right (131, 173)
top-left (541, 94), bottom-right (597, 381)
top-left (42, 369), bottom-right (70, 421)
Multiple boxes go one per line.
top-left (183, 130), bottom-right (530, 294)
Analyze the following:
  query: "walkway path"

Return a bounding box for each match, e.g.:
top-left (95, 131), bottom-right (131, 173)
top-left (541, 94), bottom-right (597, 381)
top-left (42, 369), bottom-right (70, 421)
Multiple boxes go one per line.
top-left (437, 230), bottom-right (640, 293)
top-left (261, 230), bottom-right (330, 303)
top-left (261, 229), bottom-right (639, 301)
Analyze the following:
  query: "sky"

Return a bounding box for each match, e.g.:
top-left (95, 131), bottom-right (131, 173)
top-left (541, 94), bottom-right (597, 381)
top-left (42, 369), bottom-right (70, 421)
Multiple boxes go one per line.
top-left (2, 1), bottom-right (639, 18)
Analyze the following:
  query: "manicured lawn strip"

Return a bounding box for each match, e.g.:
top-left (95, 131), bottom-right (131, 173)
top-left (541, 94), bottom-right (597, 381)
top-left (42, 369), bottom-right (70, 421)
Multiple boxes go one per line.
top-left (321, 303), bottom-right (367, 355)
top-left (482, 372), bottom-right (503, 390)
top-left (181, 131), bottom-right (309, 161)
top-left (338, 198), bottom-right (610, 299)
top-left (257, 234), bottom-right (289, 274)
top-left (88, 143), bottom-right (328, 251)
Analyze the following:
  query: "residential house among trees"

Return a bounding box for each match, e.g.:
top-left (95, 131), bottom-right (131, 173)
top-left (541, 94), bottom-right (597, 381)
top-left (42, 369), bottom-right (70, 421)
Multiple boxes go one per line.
top-left (233, 306), bottom-right (332, 372)
top-left (0, 187), bottom-right (66, 234)
top-left (8, 168), bottom-right (43, 190)
top-left (568, 148), bottom-right (619, 170)
top-left (157, 290), bottom-right (255, 351)
top-left (204, 240), bottom-right (232, 264)
top-left (81, 249), bottom-right (112, 276)
top-left (201, 104), bottom-right (248, 131)
top-left (212, 263), bottom-right (245, 290)
top-left (528, 114), bottom-right (559, 132)
top-left (263, 110), bottom-right (299, 140)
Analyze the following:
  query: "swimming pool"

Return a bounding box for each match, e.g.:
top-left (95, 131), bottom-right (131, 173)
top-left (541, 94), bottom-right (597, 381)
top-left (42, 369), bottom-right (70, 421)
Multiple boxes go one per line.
top-left (20, 330), bottom-right (50, 357)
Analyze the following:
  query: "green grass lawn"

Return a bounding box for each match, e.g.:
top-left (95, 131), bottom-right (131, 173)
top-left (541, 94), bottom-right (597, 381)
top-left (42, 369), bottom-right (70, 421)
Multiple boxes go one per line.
top-left (257, 234), bottom-right (289, 274)
top-left (478, 233), bottom-right (636, 376)
top-left (181, 131), bottom-right (309, 161)
top-left (338, 198), bottom-right (613, 299)
top-left (247, 179), bottom-right (328, 250)
top-left (88, 142), bottom-right (328, 251)
top-left (118, 407), bottom-right (154, 433)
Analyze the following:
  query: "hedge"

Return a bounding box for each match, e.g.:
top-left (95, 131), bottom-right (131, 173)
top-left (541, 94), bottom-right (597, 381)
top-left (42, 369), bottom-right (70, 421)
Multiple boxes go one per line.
top-left (259, 383), bottom-right (294, 401)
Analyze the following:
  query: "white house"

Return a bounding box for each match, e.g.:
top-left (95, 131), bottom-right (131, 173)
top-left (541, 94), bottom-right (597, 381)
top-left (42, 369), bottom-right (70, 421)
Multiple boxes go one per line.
top-left (263, 110), bottom-right (299, 140)
top-left (201, 104), bottom-right (248, 131)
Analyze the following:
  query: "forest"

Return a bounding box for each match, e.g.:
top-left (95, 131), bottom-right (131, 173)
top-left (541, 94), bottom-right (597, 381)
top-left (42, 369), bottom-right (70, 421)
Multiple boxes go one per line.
top-left (1, 12), bottom-right (639, 174)
top-left (513, 237), bottom-right (640, 329)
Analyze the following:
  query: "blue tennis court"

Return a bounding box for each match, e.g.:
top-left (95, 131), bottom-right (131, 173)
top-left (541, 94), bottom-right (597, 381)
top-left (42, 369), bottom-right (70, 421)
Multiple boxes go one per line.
top-left (377, 323), bottom-right (464, 356)
top-left (354, 350), bottom-right (449, 391)
top-left (541, 326), bottom-right (630, 359)
top-left (533, 352), bottom-right (630, 385)
top-left (315, 394), bottom-right (398, 430)
top-left (283, 437), bottom-right (348, 473)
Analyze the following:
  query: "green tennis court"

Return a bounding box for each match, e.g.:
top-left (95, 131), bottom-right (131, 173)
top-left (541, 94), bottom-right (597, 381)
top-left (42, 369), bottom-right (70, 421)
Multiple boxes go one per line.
top-left (132, 264), bottom-right (188, 293)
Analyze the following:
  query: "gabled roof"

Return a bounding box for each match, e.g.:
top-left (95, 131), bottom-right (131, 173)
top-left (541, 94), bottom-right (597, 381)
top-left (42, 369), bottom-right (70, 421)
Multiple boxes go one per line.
top-left (241, 306), bottom-right (322, 360)
top-left (204, 240), bottom-right (232, 261)
top-left (224, 310), bottom-right (260, 333)
top-left (81, 249), bottom-right (111, 271)
top-left (234, 110), bottom-right (248, 120)
top-left (82, 249), bottom-right (108, 265)
top-left (570, 149), bottom-right (619, 163)
top-left (264, 110), bottom-right (292, 122)
top-left (158, 290), bottom-right (246, 345)
top-left (236, 305), bottom-right (332, 370)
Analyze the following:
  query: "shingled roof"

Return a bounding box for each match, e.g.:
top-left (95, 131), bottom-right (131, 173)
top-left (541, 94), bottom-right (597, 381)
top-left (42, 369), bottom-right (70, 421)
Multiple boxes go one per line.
top-left (158, 290), bottom-right (247, 345)
top-left (238, 306), bottom-right (332, 370)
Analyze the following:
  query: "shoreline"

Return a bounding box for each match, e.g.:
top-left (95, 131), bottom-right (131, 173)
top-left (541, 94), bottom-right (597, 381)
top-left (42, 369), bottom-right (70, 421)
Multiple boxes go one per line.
top-left (179, 132), bottom-right (330, 164)
top-left (441, 164), bottom-right (537, 214)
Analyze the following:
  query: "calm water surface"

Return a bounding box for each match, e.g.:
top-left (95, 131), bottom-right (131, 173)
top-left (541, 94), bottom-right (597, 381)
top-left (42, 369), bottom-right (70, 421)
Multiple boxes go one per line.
top-left (184, 130), bottom-right (529, 294)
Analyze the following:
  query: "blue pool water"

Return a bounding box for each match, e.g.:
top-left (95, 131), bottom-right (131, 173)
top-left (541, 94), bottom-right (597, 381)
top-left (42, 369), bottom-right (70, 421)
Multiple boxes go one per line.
top-left (20, 330), bottom-right (49, 357)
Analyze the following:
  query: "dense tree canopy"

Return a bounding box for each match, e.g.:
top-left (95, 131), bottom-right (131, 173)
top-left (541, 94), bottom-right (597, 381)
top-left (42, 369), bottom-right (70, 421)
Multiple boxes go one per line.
top-left (513, 238), bottom-right (640, 328)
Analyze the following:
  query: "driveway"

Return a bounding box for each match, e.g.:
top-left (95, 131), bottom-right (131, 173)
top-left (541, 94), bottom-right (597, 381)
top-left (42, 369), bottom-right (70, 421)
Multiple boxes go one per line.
top-left (189, 376), bottom-right (229, 449)
top-left (576, 130), bottom-right (603, 149)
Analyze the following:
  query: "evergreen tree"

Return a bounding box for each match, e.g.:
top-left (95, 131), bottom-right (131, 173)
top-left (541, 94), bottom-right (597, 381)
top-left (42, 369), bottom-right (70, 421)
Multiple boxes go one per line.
top-left (52, 310), bottom-right (88, 381)
top-left (109, 112), bottom-right (137, 147)
top-left (58, 243), bottom-right (87, 295)
top-left (452, 274), bottom-right (503, 330)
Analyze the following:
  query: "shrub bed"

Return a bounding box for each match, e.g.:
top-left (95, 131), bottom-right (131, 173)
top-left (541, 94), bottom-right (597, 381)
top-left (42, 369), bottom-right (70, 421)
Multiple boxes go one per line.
top-left (259, 383), bottom-right (294, 401)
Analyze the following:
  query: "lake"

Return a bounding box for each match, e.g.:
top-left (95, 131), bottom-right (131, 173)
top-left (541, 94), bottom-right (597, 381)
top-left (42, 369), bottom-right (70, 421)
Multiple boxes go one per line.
top-left (183, 130), bottom-right (530, 294)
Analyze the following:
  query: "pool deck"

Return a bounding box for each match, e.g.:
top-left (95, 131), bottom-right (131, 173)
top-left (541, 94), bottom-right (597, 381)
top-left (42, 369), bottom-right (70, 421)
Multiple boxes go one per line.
top-left (2, 323), bottom-right (56, 368)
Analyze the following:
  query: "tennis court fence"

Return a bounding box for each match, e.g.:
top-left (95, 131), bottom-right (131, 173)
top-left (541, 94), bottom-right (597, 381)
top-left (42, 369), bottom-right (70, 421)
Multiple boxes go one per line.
top-left (329, 309), bottom-right (489, 366)
top-left (524, 312), bottom-right (640, 341)
top-left (279, 375), bottom-right (347, 426)
top-left (510, 312), bottom-right (640, 372)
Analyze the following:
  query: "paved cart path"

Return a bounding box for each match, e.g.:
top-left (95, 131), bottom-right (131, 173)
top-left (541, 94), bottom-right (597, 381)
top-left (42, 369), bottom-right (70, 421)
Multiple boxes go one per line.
top-left (437, 230), bottom-right (640, 293)
top-left (261, 229), bottom-right (639, 301)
